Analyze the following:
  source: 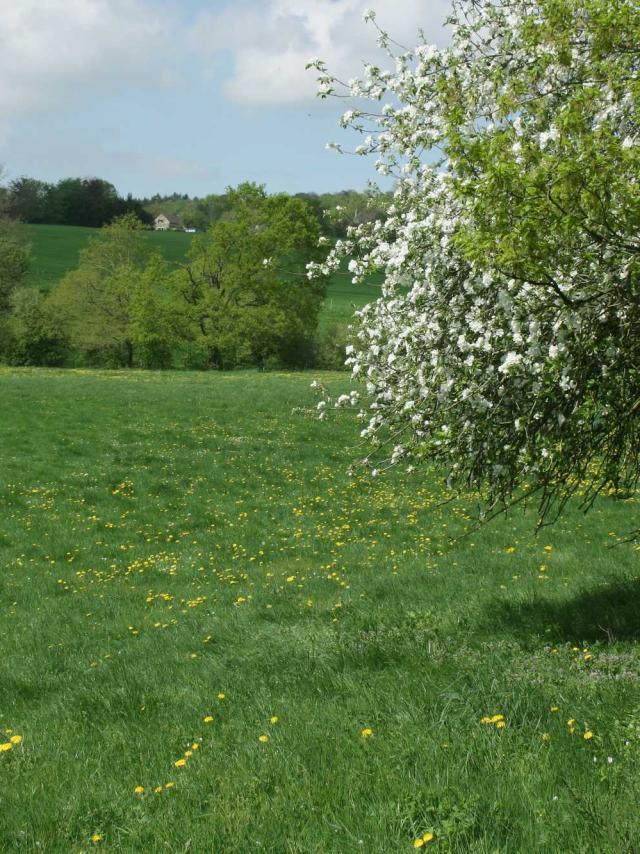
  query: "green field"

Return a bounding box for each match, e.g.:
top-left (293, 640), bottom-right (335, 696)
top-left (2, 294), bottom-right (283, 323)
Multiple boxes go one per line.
top-left (19, 224), bottom-right (381, 329)
top-left (1, 368), bottom-right (639, 852)
top-left (21, 224), bottom-right (195, 292)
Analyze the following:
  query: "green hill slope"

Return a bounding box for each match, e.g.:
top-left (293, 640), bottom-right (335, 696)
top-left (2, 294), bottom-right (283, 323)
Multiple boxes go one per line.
top-left (19, 224), bottom-right (383, 327)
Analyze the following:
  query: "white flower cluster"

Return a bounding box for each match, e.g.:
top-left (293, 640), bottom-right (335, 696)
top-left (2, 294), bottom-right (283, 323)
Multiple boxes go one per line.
top-left (309, 0), bottom-right (640, 516)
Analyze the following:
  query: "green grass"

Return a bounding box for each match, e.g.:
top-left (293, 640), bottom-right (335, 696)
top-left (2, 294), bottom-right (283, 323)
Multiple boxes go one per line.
top-left (0, 367), bottom-right (639, 852)
top-left (20, 224), bottom-right (195, 292)
top-left (19, 225), bottom-right (382, 329)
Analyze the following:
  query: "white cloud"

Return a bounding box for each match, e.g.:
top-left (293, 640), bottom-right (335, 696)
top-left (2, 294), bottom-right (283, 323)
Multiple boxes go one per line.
top-left (192, 0), bottom-right (452, 106)
top-left (0, 0), bottom-right (175, 119)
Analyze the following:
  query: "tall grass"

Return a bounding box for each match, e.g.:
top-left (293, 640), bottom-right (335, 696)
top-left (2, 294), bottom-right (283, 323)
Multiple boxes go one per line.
top-left (0, 368), bottom-right (638, 851)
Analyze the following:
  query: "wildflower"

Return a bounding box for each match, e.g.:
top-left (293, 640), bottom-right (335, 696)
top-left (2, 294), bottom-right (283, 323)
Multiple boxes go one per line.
top-left (174, 758), bottom-right (187, 767)
top-left (0, 742), bottom-right (12, 752)
top-left (184, 750), bottom-right (193, 757)
top-left (541, 733), bottom-right (551, 742)
top-left (9, 735), bottom-right (22, 745)
top-left (495, 720), bottom-right (506, 729)
top-left (583, 731), bottom-right (594, 740)
top-left (258, 734), bottom-right (270, 743)
top-left (191, 743), bottom-right (200, 750)
top-left (134, 786), bottom-right (144, 795)
top-left (217, 693), bottom-right (225, 700)
top-left (203, 715), bottom-right (213, 723)
top-left (270, 716), bottom-right (279, 725)
top-left (154, 786), bottom-right (162, 793)
top-left (165, 782), bottom-right (175, 789)
top-left (90, 834), bottom-right (103, 844)
top-left (550, 706), bottom-right (560, 712)
top-left (361, 728), bottom-right (374, 738)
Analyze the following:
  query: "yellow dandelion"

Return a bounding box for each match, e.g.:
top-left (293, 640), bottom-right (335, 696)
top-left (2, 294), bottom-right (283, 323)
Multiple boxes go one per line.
top-left (567, 719), bottom-right (576, 727)
top-left (422, 833), bottom-right (434, 844)
top-left (361, 728), bottom-right (374, 738)
top-left (165, 782), bottom-right (175, 789)
top-left (174, 758), bottom-right (187, 767)
top-left (184, 750), bottom-right (193, 757)
top-left (9, 735), bottom-right (22, 745)
top-left (134, 786), bottom-right (144, 795)
top-left (90, 834), bottom-right (103, 844)
top-left (217, 693), bottom-right (225, 700)
top-left (203, 715), bottom-right (214, 723)
top-left (154, 786), bottom-right (162, 793)
top-left (541, 733), bottom-right (551, 742)
top-left (583, 731), bottom-right (594, 740)
top-left (490, 714), bottom-right (505, 724)
top-left (270, 716), bottom-right (279, 725)
top-left (258, 734), bottom-right (270, 743)
top-left (191, 743), bottom-right (200, 750)
top-left (0, 742), bottom-right (13, 752)
top-left (550, 706), bottom-right (560, 712)
top-left (495, 720), bottom-right (506, 729)
top-left (413, 839), bottom-right (425, 849)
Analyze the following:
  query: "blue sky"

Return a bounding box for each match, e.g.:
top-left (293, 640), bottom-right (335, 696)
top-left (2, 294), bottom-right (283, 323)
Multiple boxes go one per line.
top-left (0, 0), bottom-right (450, 198)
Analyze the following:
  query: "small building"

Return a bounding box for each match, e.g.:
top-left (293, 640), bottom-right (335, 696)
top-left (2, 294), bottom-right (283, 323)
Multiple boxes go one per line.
top-left (154, 213), bottom-right (182, 231)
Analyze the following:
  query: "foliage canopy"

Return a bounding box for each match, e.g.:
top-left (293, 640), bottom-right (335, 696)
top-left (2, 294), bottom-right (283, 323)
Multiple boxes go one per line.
top-left (311, 0), bottom-right (640, 525)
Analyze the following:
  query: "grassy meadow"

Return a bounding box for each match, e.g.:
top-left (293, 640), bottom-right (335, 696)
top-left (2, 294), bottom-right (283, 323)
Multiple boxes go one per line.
top-left (1, 368), bottom-right (639, 852)
top-left (21, 225), bottom-right (195, 292)
top-left (19, 224), bottom-right (381, 330)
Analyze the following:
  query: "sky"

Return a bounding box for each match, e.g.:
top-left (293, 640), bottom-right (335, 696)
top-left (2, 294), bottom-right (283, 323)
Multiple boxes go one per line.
top-left (0, 0), bottom-right (451, 199)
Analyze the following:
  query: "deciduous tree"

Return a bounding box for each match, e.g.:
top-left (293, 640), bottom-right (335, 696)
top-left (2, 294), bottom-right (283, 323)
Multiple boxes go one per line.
top-left (310, 0), bottom-right (640, 525)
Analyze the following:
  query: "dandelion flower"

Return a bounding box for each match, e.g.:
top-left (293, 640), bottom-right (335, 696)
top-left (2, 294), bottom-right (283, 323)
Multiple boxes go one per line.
top-left (90, 834), bottom-right (103, 844)
top-left (495, 720), bottom-right (506, 729)
top-left (583, 731), bottom-right (594, 740)
top-left (217, 693), bottom-right (225, 700)
top-left (258, 734), bottom-right (269, 743)
top-left (174, 758), bottom-right (187, 767)
top-left (203, 715), bottom-right (214, 723)
top-left (165, 782), bottom-right (175, 789)
top-left (270, 716), bottom-right (279, 725)
top-left (0, 742), bottom-right (12, 752)
top-left (541, 733), bottom-right (551, 742)
top-left (361, 728), bottom-right (374, 738)
top-left (9, 735), bottom-right (22, 745)
top-left (422, 833), bottom-right (434, 844)
top-left (134, 786), bottom-right (144, 795)
top-left (413, 839), bottom-right (425, 849)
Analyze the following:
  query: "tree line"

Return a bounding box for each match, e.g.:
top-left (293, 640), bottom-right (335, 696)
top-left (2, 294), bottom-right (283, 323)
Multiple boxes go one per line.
top-left (0, 184), bottom-right (351, 371)
top-left (2, 176), bottom-right (151, 229)
top-left (0, 172), bottom-right (391, 236)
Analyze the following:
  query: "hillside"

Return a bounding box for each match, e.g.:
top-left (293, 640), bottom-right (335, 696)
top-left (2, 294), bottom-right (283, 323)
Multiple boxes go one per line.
top-left (20, 224), bottom-right (194, 292)
top-left (18, 223), bottom-right (383, 328)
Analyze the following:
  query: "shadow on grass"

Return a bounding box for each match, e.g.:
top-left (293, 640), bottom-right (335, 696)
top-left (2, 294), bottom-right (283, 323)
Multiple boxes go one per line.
top-left (483, 577), bottom-right (640, 644)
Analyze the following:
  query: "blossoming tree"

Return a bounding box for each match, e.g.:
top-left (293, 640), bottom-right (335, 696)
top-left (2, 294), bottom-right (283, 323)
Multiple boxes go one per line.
top-left (309, 0), bottom-right (640, 525)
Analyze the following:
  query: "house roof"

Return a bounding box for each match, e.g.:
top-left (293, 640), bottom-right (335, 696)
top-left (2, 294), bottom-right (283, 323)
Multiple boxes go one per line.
top-left (155, 213), bottom-right (182, 226)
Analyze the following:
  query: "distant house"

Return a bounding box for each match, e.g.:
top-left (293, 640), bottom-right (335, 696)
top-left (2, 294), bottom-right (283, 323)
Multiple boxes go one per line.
top-left (154, 213), bottom-right (182, 231)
